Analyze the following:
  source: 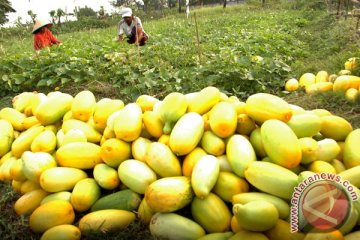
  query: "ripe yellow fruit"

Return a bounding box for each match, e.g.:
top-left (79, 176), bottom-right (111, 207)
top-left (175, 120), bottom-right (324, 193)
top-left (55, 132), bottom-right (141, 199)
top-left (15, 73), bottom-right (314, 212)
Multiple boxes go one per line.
top-left (0, 107), bottom-right (26, 131)
top-left (187, 86), bottom-right (220, 115)
top-left (261, 119), bottom-right (301, 169)
top-left (315, 70), bottom-right (329, 83)
top-left (135, 94), bottom-right (159, 112)
top-left (285, 78), bottom-right (299, 92)
top-left (93, 99), bottom-right (124, 130)
top-left (61, 129), bottom-right (87, 146)
top-left (143, 111), bottom-right (163, 138)
top-left (113, 103), bottom-right (143, 142)
top-left (245, 93), bottom-right (292, 123)
top-left (333, 75), bottom-right (360, 91)
top-left (0, 119), bottom-right (14, 157)
top-left (299, 137), bottom-right (319, 165)
top-left (265, 219), bottom-right (305, 240)
top-left (244, 161), bottom-right (298, 200)
top-left (62, 119), bottom-right (101, 143)
top-left (14, 189), bottom-right (49, 215)
top-left (22, 151), bottom-right (57, 183)
top-left (191, 193), bottom-right (232, 233)
top-left (40, 225), bottom-right (81, 240)
top-left (191, 155), bottom-right (220, 199)
top-left (209, 102), bottom-right (237, 138)
top-left (145, 176), bottom-right (193, 212)
top-left (213, 172), bottom-right (249, 202)
top-left (71, 90), bottom-right (96, 122)
top-left (10, 158), bottom-right (26, 182)
top-left (233, 192), bottom-right (289, 219)
top-left (11, 125), bottom-right (44, 158)
top-left (299, 72), bottom-right (316, 88)
top-left (144, 142), bottom-right (181, 177)
top-left (158, 92), bottom-right (188, 134)
top-left (150, 213), bottom-right (206, 240)
top-left (40, 167), bottom-right (88, 192)
top-left (343, 129), bottom-right (360, 168)
top-left (305, 82), bottom-right (333, 94)
top-left (320, 115), bottom-right (353, 141)
top-left (20, 179), bottom-right (41, 194)
top-left (286, 113), bottom-right (322, 138)
top-left (56, 142), bottom-right (102, 169)
top-left (182, 147), bottom-right (207, 177)
top-left (345, 88), bottom-right (359, 102)
top-left (31, 130), bottom-right (57, 153)
top-left (79, 209), bottom-right (135, 234)
top-left (29, 200), bottom-right (75, 233)
top-left (100, 138), bottom-right (131, 167)
top-left (41, 192), bottom-right (72, 205)
top-left (70, 178), bottom-right (101, 212)
top-left (118, 160), bottom-right (157, 194)
top-left (138, 198), bottom-right (155, 225)
top-left (233, 200), bottom-right (279, 232)
top-left (200, 130), bottom-right (225, 156)
top-left (308, 161), bottom-right (336, 173)
top-left (35, 92), bottom-right (73, 126)
top-left (226, 134), bottom-right (256, 177)
top-left (345, 57), bottom-right (358, 71)
top-left (169, 112), bottom-right (204, 156)
top-left (23, 116), bottom-right (41, 129)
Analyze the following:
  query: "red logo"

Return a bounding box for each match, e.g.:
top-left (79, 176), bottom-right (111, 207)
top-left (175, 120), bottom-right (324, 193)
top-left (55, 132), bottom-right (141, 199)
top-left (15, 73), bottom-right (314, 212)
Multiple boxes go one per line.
top-left (300, 181), bottom-right (350, 231)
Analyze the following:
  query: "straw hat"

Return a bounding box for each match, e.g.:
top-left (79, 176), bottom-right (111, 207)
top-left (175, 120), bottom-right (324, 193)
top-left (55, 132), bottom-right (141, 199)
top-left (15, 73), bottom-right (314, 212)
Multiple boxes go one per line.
top-left (32, 19), bottom-right (52, 33)
top-left (121, 8), bottom-right (132, 18)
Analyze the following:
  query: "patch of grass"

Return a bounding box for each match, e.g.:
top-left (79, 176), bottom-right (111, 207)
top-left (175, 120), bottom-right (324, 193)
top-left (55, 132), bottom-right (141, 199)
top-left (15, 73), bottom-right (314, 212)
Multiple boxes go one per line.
top-left (0, 183), bottom-right (40, 240)
top-left (0, 96), bottom-right (12, 109)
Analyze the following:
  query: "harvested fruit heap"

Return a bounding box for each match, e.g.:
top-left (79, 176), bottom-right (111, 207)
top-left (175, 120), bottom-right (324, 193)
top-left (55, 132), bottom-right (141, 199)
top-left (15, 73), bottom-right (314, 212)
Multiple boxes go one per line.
top-left (285, 57), bottom-right (360, 102)
top-left (0, 86), bottom-right (360, 240)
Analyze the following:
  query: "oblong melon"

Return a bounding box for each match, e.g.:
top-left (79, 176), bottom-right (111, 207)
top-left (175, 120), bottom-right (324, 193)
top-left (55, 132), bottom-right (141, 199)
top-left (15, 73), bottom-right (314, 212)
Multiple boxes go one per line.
top-left (261, 119), bottom-right (301, 169)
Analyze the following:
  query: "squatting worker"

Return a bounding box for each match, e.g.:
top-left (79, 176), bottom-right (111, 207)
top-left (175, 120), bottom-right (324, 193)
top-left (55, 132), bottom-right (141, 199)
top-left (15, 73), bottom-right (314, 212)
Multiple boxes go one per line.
top-left (118, 8), bottom-right (148, 46)
top-left (32, 19), bottom-right (61, 51)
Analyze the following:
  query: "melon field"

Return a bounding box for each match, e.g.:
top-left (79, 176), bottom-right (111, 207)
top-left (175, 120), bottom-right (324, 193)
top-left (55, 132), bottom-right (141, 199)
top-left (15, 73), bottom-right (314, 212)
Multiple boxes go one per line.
top-left (1, 1), bottom-right (360, 240)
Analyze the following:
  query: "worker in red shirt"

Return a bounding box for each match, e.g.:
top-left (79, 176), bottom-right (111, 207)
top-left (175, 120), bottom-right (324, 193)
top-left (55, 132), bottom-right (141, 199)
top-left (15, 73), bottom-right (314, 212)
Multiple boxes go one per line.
top-left (32, 19), bottom-right (61, 51)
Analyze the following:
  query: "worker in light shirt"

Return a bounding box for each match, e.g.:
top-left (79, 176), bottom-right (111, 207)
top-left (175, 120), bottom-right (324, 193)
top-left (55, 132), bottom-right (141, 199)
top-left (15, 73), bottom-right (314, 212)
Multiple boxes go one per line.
top-left (32, 19), bottom-right (61, 51)
top-left (118, 8), bottom-right (148, 46)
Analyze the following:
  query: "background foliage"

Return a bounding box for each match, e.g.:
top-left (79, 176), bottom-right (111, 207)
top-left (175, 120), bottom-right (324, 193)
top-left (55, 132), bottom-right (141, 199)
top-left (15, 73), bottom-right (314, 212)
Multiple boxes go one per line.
top-left (1, 2), bottom-right (359, 102)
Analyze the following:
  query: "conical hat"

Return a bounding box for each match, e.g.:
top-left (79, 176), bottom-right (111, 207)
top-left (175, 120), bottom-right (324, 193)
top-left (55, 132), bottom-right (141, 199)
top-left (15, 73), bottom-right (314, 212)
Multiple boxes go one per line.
top-left (32, 19), bottom-right (52, 33)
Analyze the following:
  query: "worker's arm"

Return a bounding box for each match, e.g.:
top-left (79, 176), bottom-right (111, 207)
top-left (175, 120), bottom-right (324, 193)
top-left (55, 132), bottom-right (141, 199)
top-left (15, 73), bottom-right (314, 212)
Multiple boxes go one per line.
top-left (46, 28), bottom-right (61, 44)
top-left (33, 35), bottom-right (43, 50)
top-left (135, 27), bottom-right (144, 46)
top-left (118, 34), bottom-right (124, 42)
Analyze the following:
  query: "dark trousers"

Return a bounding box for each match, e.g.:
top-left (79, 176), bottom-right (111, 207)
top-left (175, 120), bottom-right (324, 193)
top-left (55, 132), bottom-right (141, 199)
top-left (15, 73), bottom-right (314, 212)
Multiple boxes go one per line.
top-left (127, 26), bottom-right (148, 46)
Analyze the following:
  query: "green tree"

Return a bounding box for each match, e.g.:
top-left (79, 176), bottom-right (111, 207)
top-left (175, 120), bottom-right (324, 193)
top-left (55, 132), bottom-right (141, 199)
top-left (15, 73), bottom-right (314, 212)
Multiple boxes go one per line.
top-left (75, 5), bottom-right (97, 19)
top-left (49, 10), bottom-right (56, 24)
top-left (0, 0), bottom-right (15, 25)
top-left (27, 10), bottom-right (36, 24)
top-left (56, 8), bottom-right (65, 24)
top-left (98, 6), bottom-right (105, 19)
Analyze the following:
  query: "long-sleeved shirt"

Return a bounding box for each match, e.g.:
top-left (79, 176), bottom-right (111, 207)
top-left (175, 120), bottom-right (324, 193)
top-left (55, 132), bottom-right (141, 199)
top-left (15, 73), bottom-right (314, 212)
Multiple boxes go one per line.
top-left (33, 28), bottom-right (60, 50)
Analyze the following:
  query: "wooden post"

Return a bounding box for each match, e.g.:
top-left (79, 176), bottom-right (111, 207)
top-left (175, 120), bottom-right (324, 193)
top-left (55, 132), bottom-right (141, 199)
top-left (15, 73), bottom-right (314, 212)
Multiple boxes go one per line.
top-left (337, 0), bottom-right (341, 18)
top-left (345, 0), bottom-right (350, 20)
top-left (135, 18), bottom-right (141, 64)
top-left (194, 13), bottom-right (202, 64)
